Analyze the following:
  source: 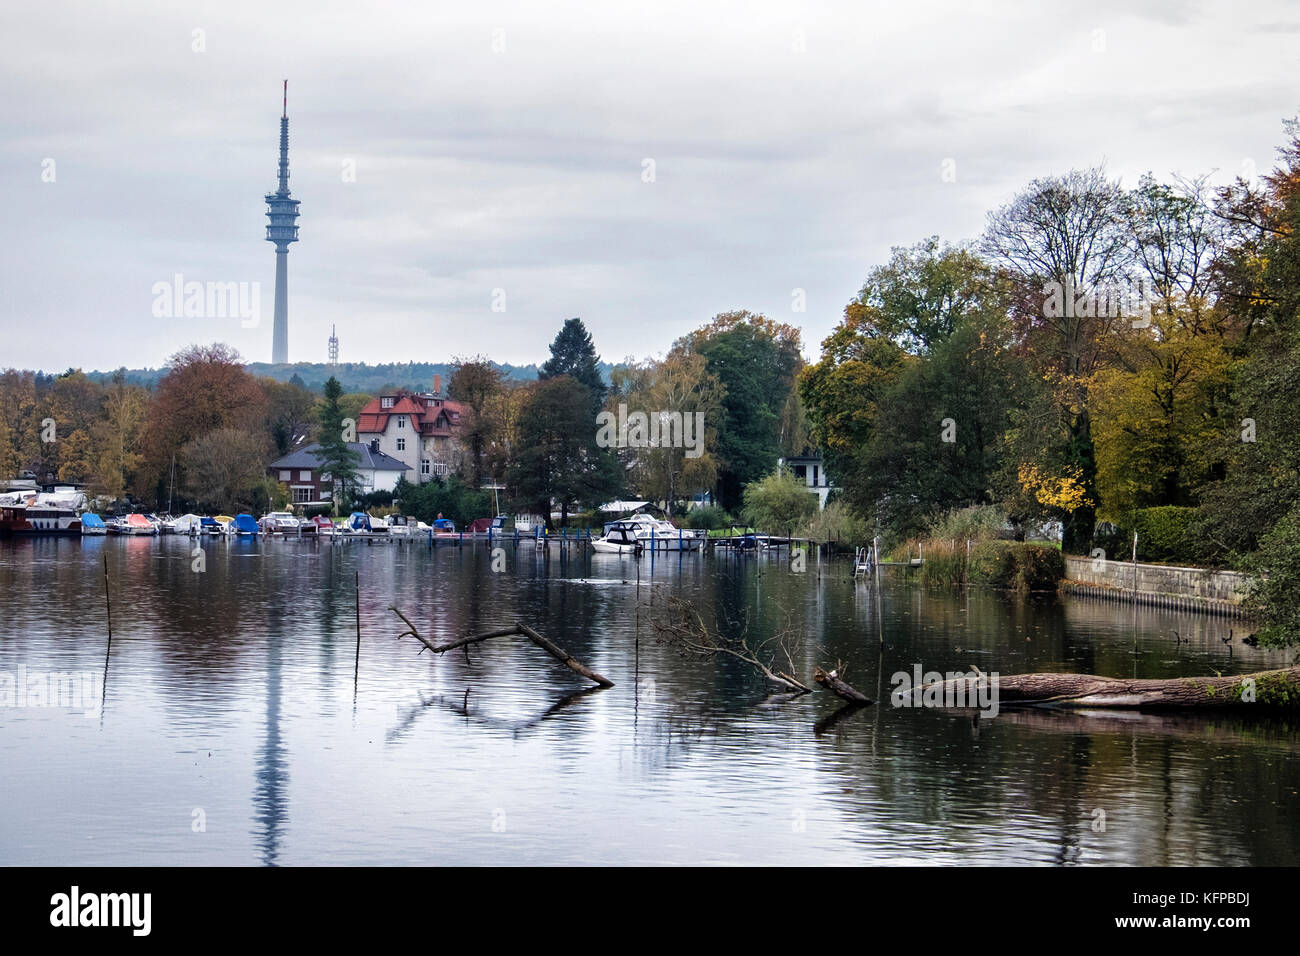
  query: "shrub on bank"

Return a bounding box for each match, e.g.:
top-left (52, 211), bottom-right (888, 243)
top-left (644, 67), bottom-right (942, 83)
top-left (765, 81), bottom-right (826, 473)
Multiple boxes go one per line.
top-left (1096, 506), bottom-right (1212, 565)
top-left (741, 471), bottom-right (819, 537)
top-left (925, 504), bottom-right (1014, 543)
top-left (886, 537), bottom-right (1063, 591)
top-left (968, 541), bottom-right (1065, 591)
top-left (914, 539), bottom-right (967, 588)
top-left (1244, 502), bottom-right (1300, 648)
top-left (681, 505), bottom-right (732, 530)
top-left (798, 500), bottom-right (872, 544)
top-left (1131, 506), bottom-right (1203, 563)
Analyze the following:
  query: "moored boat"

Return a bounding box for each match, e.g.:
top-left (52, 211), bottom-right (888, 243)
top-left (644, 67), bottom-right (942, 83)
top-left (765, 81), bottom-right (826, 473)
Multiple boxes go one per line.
top-left (116, 513), bottom-right (158, 536)
top-left (167, 514), bottom-right (205, 535)
top-left (307, 515), bottom-right (337, 535)
top-left (601, 513), bottom-right (705, 551)
top-left (591, 520), bottom-right (644, 554)
top-left (232, 514), bottom-right (260, 535)
top-left (259, 511), bottom-right (302, 534)
top-left (80, 513), bottom-right (107, 535)
top-left (0, 503), bottom-right (82, 536)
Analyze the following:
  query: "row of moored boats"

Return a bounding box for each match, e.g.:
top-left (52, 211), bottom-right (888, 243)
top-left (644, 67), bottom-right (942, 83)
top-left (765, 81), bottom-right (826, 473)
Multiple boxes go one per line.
top-left (2, 491), bottom-right (714, 551)
top-left (0, 494), bottom-right (441, 538)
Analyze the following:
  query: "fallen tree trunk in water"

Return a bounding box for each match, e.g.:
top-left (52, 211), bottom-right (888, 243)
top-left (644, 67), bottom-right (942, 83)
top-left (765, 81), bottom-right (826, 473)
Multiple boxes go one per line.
top-left (389, 608), bottom-right (614, 688)
top-left (813, 667), bottom-right (871, 705)
top-left (915, 666), bottom-right (1300, 710)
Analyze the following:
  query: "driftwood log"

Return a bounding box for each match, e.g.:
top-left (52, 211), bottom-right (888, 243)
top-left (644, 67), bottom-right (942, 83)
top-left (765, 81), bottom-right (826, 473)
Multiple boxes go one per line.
top-left (389, 608), bottom-right (614, 687)
top-left (915, 666), bottom-right (1300, 710)
top-left (813, 667), bottom-right (872, 705)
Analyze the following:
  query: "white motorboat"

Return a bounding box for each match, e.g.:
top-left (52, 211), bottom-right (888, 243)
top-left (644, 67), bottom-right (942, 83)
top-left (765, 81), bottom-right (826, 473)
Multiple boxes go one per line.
top-left (591, 520), bottom-right (644, 554)
top-left (259, 511), bottom-right (303, 534)
top-left (386, 515), bottom-right (419, 537)
top-left (602, 513), bottom-right (705, 552)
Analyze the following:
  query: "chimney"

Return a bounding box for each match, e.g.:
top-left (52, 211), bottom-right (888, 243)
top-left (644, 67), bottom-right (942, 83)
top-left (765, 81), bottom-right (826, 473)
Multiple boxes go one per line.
top-left (433, 373), bottom-right (442, 395)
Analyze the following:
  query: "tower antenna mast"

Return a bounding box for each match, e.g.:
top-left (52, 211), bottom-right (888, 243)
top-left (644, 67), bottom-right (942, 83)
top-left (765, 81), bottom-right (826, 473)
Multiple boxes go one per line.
top-left (266, 80), bottom-right (300, 365)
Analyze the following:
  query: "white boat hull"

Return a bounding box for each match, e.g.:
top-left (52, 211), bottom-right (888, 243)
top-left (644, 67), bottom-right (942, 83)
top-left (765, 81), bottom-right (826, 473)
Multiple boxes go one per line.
top-left (592, 538), bottom-right (639, 554)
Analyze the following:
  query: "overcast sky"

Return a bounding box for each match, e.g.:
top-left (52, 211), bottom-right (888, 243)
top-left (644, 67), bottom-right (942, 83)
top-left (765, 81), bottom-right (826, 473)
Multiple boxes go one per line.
top-left (1, 0), bottom-right (1297, 373)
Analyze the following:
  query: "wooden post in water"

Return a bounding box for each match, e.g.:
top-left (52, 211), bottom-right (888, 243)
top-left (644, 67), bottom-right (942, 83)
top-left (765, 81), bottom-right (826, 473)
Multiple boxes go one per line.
top-left (354, 570), bottom-right (361, 680)
top-left (102, 553), bottom-right (113, 644)
top-left (1132, 531), bottom-right (1139, 604)
top-left (101, 553), bottom-right (114, 722)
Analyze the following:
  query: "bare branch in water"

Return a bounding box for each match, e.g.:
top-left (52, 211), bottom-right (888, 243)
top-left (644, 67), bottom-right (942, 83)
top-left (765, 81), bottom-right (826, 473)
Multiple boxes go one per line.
top-left (649, 596), bottom-right (813, 695)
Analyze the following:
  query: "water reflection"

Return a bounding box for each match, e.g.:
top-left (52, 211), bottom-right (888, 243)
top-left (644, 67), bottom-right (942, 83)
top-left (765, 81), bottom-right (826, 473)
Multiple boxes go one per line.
top-left (0, 535), bottom-right (1295, 865)
top-left (254, 611), bottom-right (288, 867)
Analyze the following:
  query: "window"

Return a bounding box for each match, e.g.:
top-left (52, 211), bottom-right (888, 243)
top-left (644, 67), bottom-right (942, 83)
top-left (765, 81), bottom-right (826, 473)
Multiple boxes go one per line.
top-left (279, 470), bottom-right (291, 481)
top-left (396, 438), bottom-right (406, 451)
top-left (421, 459), bottom-right (430, 475)
top-left (299, 470), bottom-right (312, 481)
top-left (397, 416), bottom-right (405, 429)
top-left (381, 397), bottom-right (394, 409)
top-left (292, 487), bottom-right (312, 503)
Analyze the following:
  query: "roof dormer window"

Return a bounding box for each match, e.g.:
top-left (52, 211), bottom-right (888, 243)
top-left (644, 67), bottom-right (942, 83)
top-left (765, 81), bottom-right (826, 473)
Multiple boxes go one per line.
top-left (381, 397), bottom-right (395, 409)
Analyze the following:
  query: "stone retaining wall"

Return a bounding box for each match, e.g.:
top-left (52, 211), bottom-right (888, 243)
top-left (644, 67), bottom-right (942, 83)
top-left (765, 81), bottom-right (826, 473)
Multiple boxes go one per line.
top-left (1062, 555), bottom-right (1255, 617)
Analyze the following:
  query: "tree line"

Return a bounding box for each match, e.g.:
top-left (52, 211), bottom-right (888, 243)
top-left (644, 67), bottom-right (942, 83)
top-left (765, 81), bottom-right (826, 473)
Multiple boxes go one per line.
top-left (796, 119), bottom-right (1300, 645)
top-left (0, 312), bottom-right (811, 527)
top-left (7, 118), bottom-right (1300, 642)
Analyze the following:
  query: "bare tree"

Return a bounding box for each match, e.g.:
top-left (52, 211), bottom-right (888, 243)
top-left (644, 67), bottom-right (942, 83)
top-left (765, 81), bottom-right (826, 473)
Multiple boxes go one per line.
top-left (1126, 172), bottom-right (1223, 330)
top-left (650, 596), bottom-right (811, 694)
top-left (981, 166), bottom-right (1129, 552)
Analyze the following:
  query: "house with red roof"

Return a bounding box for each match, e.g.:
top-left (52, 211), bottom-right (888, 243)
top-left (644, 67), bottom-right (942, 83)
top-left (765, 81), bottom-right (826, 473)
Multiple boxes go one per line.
top-left (356, 378), bottom-right (465, 484)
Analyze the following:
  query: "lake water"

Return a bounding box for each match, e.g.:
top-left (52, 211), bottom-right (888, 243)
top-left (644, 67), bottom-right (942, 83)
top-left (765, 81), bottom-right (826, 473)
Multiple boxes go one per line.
top-left (1, 534), bottom-right (1296, 866)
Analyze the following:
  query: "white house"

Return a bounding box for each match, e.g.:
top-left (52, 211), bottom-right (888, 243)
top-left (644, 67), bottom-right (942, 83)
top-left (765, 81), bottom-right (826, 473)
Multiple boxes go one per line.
top-left (267, 442), bottom-right (410, 505)
top-left (778, 453), bottom-right (833, 510)
top-left (355, 381), bottom-right (465, 483)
